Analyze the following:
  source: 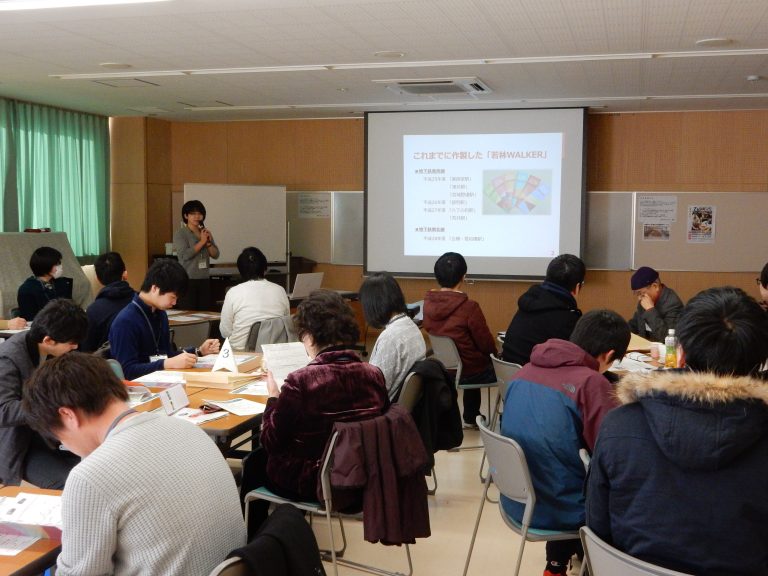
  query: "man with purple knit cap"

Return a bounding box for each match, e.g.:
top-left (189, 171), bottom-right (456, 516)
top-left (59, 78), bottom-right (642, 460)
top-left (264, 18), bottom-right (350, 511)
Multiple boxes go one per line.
top-left (628, 266), bottom-right (683, 341)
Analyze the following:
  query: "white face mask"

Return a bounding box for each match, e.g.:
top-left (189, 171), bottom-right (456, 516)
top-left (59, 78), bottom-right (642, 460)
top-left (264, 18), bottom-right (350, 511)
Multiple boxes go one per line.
top-left (52, 264), bottom-right (63, 279)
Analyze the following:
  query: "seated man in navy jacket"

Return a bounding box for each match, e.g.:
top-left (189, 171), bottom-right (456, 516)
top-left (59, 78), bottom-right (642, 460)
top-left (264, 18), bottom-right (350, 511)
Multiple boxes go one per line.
top-left (81, 252), bottom-right (134, 352)
top-left (587, 287), bottom-right (768, 576)
top-left (502, 310), bottom-right (630, 576)
top-left (109, 259), bottom-right (219, 380)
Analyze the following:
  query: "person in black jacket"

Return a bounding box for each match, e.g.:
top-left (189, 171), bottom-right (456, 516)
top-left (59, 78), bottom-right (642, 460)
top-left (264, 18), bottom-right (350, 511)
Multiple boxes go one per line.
top-left (81, 252), bottom-right (135, 352)
top-left (16, 246), bottom-right (71, 321)
top-left (501, 254), bottom-right (584, 365)
top-left (586, 287), bottom-right (768, 576)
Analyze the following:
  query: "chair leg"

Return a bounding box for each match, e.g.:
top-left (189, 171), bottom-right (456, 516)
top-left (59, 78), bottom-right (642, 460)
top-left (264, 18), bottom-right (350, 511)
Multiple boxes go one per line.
top-left (462, 475), bottom-right (491, 576)
top-left (426, 466), bottom-right (438, 495)
top-left (512, 526), bottom-right (528, 576)
top-left (479, 392), bottom-right (503, 483)
top-left (324, 507), bottom-right (339, 576)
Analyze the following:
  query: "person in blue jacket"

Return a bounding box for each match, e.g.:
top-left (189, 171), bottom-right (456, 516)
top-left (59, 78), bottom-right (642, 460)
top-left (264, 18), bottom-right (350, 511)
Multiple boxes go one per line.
top-left (501, 309), bottom-right (630, 576)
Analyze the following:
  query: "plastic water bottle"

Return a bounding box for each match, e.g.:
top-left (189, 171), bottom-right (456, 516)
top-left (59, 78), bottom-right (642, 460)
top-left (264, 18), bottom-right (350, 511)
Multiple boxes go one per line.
top-left (664, 329), bottom-right (677, 368)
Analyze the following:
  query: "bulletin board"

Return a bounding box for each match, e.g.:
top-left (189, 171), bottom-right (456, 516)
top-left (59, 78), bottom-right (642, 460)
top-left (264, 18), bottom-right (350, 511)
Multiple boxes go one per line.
top-left (632, 192), bottom-right (767, 272)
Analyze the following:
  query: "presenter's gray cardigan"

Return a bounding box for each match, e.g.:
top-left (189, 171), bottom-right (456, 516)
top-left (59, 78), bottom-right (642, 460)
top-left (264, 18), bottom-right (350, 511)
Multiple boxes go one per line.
top-left (57, 412), bottom-right (246, 576)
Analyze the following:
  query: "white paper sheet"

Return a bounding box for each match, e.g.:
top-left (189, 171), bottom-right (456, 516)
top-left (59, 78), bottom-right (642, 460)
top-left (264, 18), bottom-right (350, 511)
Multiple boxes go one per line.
top-left (261, 342), bottom-right (310, 388)
top-left (202, 398), bottom-right (267, 416)
top-left (231, 381), bottom-right (269, 396)
top-left (131, 371), bottom-right (187, 386)
top-left (0, 534), bottom-right (40, 556)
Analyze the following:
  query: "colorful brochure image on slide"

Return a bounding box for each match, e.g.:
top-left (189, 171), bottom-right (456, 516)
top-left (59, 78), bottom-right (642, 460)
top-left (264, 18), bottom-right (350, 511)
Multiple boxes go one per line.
top-left (403, 132), bottom-right (562, 258)
top-left (482, 170), bottom-right (552, 216)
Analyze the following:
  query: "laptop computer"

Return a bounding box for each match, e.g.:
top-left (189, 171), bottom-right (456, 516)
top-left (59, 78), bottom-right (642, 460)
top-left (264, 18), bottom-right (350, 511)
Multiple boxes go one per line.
top-left (289, 272), bottom-right (324, 299)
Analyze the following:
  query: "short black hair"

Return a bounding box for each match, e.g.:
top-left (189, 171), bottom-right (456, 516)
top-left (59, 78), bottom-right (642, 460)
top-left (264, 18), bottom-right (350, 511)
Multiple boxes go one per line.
top-left (761, 262), bottom-right (768, 289)
top-left (434, 252), bottom-right (467, 288)
top-left (94, 252), bottom-right (126, 285)
top-left (570, 309), bottom-right (631, 362)
top-left (181, 199), bottom-right (206, 224)
top-left (140, 259), bottom-right (189, 296)
top-left (294, 290), bottom-right (359, 349)
top-left (676, 286), bottom-right (768, 376)
top-left (23, 352), bottom-right (128, 437)
top-left (28, 299), bottom-right (88, 345)
top-left (545, 254), bottom-right (586, 292)
top-left (29, 246), bottom-right (62, 277)
top-left (359, 273), bottom-right (407, 329)
top-left (237, 247), bottom-right (268, 281)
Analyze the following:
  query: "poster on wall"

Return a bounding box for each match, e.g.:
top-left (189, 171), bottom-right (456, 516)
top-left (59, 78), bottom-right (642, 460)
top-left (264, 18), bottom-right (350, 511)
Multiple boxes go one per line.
top-left (638, 194), bottom-right (677, 223)
top-left (687, 205), bottom-right (715, 243)
top-left (642, 224), bottom-right (670, 241)
top-left (298, 193), bottom-right (331, 218)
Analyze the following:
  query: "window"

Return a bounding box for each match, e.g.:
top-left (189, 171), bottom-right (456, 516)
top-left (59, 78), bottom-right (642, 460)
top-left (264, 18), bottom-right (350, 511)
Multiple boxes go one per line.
top-left (0, 97), bottom-right (109, 257)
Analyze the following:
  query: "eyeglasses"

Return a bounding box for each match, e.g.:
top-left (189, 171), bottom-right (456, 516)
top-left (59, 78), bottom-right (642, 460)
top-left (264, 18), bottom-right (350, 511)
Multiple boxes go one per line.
top-left (757, 278), bottom-right (763, 286)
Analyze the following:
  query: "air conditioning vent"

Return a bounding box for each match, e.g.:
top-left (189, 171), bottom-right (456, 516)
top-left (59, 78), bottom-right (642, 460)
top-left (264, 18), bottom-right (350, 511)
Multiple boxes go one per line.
top-left (375, 77), bottom-right (492, 97)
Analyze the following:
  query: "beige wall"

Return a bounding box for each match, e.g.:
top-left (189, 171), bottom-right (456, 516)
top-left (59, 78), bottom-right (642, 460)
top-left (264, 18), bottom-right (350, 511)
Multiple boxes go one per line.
top-left (110, 111), bottom-right (767, 331)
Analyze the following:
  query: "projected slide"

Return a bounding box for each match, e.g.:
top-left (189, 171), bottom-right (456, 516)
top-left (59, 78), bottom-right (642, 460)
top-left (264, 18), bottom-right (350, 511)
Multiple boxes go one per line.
top-left (403, 133), bottom-right (562, 258)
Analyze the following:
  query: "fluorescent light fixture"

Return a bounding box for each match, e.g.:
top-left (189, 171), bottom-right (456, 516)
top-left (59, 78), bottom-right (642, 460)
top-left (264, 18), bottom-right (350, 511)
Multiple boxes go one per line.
top-left (186, 65), bottom-right (329, 75)
top-left (0, 0), bottom-right (170, 9)
top-left (52, 70), bottom-right (188, 80)
top-left (49, 48), bottom-right (768, 81)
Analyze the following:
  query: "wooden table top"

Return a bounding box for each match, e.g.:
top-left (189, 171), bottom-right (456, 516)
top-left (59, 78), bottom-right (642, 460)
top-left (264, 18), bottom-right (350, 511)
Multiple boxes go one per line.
top-left (0, 486), bottom-right (62, 576)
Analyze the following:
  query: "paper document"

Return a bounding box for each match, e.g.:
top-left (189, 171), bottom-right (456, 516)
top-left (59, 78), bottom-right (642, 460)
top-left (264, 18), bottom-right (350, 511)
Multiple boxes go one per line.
top-left (172, 408), bottom-right (228, 425)
top-left (190, 312), bottom-right (220, 319)
top-left (231, 380), bottom-right (269, 396)
top-left (202, 398), bottom-right (267, 416)
top-left (611, 358), bottom-right (654, 373)
top-left (625, 352), bottom-right (653, 362)
top-left (0, 493), bottom-right (62, 539)
top-left (261, 342), bottom-right (310, 388)
top-left (0, 534), bottom-right (39, 556)
top-left (126, 386), bottom-right (158, 408)
top-left (132, 371), bottom-right (187, 387)
top-left (166, 309), bottom-right (184, 316)
top-left (168, 315), bottom-right (204, 323)
top-left (0, 329), bottom-right (29, 335)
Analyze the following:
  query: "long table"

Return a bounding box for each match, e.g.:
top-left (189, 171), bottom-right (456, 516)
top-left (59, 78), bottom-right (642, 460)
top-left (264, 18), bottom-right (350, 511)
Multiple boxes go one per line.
top-left (0, 486), bottom-right (62, 576)
top-left (131, 364), bottom-right (268, 456)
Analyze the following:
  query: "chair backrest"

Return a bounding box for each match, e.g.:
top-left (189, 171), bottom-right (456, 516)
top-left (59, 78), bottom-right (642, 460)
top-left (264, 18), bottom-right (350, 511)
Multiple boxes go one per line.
top-left (427, 333), bottom-right (462, 386)
top-left (490, 354), bottom-right (522, 384)
top-left (477, 417), bottom-right (536, 528)
top-left (580, 527), bottom-right (693, 576)
top-left (208, 556), bottom-right (249, 576)
top-left (396, 372), bottom-right (423, 412)
top-left (246, 315), bottom-right (298, 353)
top-left (244, 321), bottom-right (262, 352)
top-left (106, 358), bottom-right (125, 380)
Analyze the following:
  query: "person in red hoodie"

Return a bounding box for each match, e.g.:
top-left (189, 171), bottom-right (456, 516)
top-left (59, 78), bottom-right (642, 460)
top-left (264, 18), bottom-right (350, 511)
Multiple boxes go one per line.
top-left (423, 252), bottom-right (497, 427)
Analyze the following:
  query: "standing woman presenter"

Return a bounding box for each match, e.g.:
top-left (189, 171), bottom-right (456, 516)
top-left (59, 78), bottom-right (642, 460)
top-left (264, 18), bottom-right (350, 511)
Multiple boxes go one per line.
top-left (173, 200), bottom-right (219, 310)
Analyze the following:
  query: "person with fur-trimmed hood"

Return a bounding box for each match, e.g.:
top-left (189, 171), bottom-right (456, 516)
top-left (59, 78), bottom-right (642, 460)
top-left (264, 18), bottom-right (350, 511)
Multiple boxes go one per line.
top-left (586, 286), bottom-right (768, 576)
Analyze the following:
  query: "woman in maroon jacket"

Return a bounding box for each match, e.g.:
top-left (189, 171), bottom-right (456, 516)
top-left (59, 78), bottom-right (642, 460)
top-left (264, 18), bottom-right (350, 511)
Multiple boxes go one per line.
top-left (259, 290), bottom-right (388, 501)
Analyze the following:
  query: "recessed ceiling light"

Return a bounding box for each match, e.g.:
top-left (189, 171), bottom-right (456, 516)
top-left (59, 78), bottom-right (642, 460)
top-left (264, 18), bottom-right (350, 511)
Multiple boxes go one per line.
top-left (695, 37), bottom-right (733, 48)
top-left (337, 87), bottom-right (348, 92)
top-left (374, 51), bottom-right (406, 59)
top-left (0, 0), bottom-right (170, 10)
top-left (99, 62), bottom-right (133, 70)
top-left (747, 75), bottom-right (761, 82)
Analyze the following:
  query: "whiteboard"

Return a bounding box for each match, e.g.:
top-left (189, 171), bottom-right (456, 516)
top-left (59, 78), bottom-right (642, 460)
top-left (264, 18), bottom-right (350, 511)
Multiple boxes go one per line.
top-left (183, 184), bottom-right (287, 263)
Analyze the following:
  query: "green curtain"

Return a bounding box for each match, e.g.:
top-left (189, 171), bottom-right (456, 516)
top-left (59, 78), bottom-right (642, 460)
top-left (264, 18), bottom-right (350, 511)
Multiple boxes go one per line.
top-left (0, 97), bottom-right (110, 257)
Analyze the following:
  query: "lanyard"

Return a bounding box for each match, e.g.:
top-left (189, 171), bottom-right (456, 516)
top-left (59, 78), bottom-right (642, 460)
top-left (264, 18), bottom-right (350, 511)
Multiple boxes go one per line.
top-left (132, 300), bottom-right (160, 354)
top-left (105, 408), bottom-right (137, 438)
